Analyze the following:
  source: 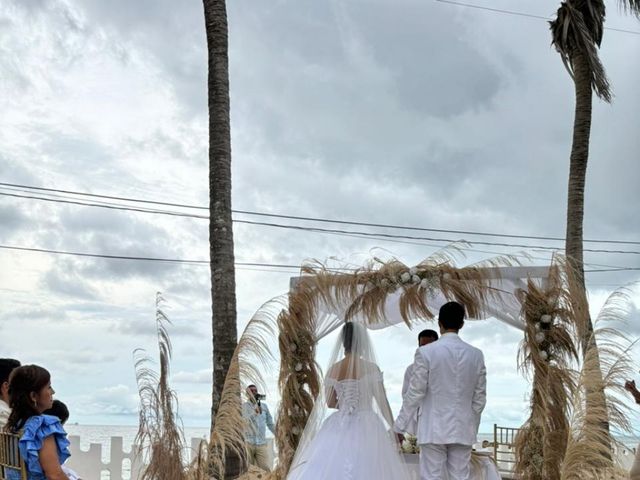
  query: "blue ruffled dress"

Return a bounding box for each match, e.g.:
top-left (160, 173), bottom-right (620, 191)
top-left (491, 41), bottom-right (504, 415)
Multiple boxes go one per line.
top-left (7, 414), bottom-right (71, 480)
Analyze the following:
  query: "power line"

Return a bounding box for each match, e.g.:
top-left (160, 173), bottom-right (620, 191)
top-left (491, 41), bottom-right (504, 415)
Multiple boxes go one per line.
top-left (0, 191), bottom-right (208, 219)
top-left (343, 235), bottom-right (637, 270)
top-left (434, 0), bottom-right (640, 35)
top-left (0, 243), bottom-right (637, 274)
top-left (0, 182), bottom-right (206, 210)
top-left (231, 210), bottom-right (640, 247)
top-left (4, 189), bottom-right (640, 255)
top-left (3, 188), bottom-right (637, 269)
top-left (0, 244), bottom-right (302, 269)
top-left (233, 219), bottom-right (640, 256)
top-left (0, 186), bottom-right (188, 215)
top-left (1, 182), bottom-right (639, 247)
top-left (2, 186), bottom-right (640, 277)
top-left (436, 0), bottom-right (550, 21)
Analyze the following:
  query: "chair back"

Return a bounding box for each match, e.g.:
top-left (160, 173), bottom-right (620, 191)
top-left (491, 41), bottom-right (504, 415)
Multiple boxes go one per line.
top-left (0, 431), bottom-right (27, 480)
top-left (493, 424), bottom-right (520, 479)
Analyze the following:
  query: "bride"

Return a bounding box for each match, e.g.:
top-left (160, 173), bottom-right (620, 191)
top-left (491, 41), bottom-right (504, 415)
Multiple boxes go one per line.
top-left (287, 321), bottom-right (411, 480)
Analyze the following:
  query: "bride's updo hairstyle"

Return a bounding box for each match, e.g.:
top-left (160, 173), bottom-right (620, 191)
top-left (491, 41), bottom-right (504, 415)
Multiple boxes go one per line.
top-left (342, 322), bottom-right (354, 353)
top-left (342, 321), bottom-right (370, 355)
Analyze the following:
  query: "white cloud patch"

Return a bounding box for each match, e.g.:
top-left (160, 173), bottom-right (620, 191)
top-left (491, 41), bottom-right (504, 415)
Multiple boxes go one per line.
top-left (75, 384), bottom-right (139, 417)
top-left (172, 369), bottom-right (212, 385)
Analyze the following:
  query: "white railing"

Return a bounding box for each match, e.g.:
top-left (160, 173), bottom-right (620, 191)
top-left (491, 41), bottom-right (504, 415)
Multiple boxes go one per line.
top-left (63, 435), bottom-right (636, 480)
top-left (65, 436), bottom-right (275, 480)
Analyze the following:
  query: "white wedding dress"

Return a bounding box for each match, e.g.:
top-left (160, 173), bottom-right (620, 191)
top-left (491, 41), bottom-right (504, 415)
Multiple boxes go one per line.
top-left (287, 370), bottom-right (412, 480)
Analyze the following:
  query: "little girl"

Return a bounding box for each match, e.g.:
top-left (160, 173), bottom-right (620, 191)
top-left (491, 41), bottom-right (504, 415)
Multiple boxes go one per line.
top-left (43, 400), bottom-right (82, 480)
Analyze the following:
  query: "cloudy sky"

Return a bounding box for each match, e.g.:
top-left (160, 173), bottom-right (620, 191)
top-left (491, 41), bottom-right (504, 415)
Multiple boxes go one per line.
top-left (0, 0), bottom-right (639, 435)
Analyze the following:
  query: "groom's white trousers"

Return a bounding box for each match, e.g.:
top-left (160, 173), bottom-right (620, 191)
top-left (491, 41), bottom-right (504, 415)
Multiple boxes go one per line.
top-left (420, 443), bottom-right (472, 480)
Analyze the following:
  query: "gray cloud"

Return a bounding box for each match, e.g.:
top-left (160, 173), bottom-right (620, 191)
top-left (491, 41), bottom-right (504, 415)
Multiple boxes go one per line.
top-left (42, 260), bottom-right (99, 300)
top-left (340, 1), bottom-right (505, 117)
top-left (71, 0), bottom-right (207, 115)
top-left (43, 208), bottom-right (196, 281)
top-left (0, 203), bottom-right (27, 234)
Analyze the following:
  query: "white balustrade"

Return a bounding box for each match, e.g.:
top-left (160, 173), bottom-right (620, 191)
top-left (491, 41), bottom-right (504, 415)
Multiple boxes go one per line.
top-left (58, 435), bottom-right (636, 480)
top-left (65, 436), bottom-right (275, 480)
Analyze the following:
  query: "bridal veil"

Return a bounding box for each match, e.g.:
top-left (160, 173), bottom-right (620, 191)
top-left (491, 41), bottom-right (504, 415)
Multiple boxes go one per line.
top-left (286, 321), bottom-right (411, 480)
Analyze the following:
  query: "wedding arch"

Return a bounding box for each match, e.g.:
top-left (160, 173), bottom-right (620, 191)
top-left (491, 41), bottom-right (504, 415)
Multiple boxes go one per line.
top-left (209, 250), bottom-right (626, 480)
top-left (268, 252), bottom-right (586, 480)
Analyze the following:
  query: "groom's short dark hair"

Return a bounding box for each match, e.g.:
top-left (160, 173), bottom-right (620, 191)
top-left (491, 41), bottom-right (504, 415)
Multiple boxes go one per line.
top-left (418, 329), bottom-right (438, 342)
top-left (438, 302), bottom-right (465, 330)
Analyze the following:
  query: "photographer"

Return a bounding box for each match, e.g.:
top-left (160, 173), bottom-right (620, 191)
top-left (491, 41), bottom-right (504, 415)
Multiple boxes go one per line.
top-left (242, 384), bottom-right (275, 472)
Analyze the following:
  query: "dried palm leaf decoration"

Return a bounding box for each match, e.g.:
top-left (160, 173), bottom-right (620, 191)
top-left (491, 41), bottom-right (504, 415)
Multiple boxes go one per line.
top-left (559, 287), bottom-right (636, 480)
top-left (206, 297), bottom-right (281, 479)
top-left (514, 258), bottom-right (636, 480)
top-left (134, 294), bottom-right (281, 480)
top-left (134, 293), bottom-right (190, 480)
top-left (514, 262), bottom-right (578, 480)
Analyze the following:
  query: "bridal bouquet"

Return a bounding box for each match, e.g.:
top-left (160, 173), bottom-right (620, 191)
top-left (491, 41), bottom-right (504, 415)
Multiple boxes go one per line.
top-left (401, 434), bottom-right (420, 454)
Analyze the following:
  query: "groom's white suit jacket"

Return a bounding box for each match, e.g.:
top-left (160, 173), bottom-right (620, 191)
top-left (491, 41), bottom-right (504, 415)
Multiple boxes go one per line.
top-left (394, 332), bottom-right (486, 446)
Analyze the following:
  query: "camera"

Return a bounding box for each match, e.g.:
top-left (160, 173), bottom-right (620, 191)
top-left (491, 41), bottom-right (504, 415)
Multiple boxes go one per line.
top-left (254, 393), bottom-right (266, 401)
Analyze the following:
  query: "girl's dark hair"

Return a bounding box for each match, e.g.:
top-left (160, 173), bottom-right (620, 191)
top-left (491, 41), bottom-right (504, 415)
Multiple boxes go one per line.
top-left (5, 365), bottom-right (51, 432)
top-left (342, 322), bottom-right (354, 353)
top-left (43, 400), bottom-right (69, 424)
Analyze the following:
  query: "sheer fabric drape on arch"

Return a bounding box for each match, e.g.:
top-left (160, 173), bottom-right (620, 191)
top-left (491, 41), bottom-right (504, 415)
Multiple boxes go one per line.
top-left (293, 265), bottom-right (553, 342)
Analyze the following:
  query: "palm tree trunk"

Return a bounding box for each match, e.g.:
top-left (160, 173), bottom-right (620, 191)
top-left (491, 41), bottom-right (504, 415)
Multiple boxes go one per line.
top-left (566, 50), bottom-right (612, 459)
top-left (203, 0), bottom-right (238, 432)
top-left (565, 50), bottom-right (594, 355)
top-left (565, 51), bottom-right (590, 295)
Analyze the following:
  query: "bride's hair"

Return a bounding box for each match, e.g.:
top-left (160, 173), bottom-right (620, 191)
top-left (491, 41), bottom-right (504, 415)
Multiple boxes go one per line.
top-left (342, 322), bottom-right (354, 352)
top-left (341, 321), bottom-right (369, 355)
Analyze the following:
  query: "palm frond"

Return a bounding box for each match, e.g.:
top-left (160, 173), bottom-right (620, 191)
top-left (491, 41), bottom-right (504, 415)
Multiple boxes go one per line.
top-left (618, 0), bottom-right (640, 17)
top-left (560, 288), bottom-right (637, 479)
top-left (300, 248), bottom-right (510, 327)
top-left (514, 263), bottom-right (578, 480)
top-left (206, 296), bottom-right (282, 479)
top-left (550, 1), bottom-right (611, 102)
top-left (514, 257), bottom-right (639, 479)
top-left (134, 293), bottom-right (189, 480)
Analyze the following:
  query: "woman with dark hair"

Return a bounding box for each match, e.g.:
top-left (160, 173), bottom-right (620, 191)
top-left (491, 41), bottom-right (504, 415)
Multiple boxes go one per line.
top-left (4, 365), bottom-right (71, 480)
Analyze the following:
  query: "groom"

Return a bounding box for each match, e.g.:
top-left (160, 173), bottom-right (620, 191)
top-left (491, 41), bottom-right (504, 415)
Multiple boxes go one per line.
top-left (394, 301), bottom-right (487, 480)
